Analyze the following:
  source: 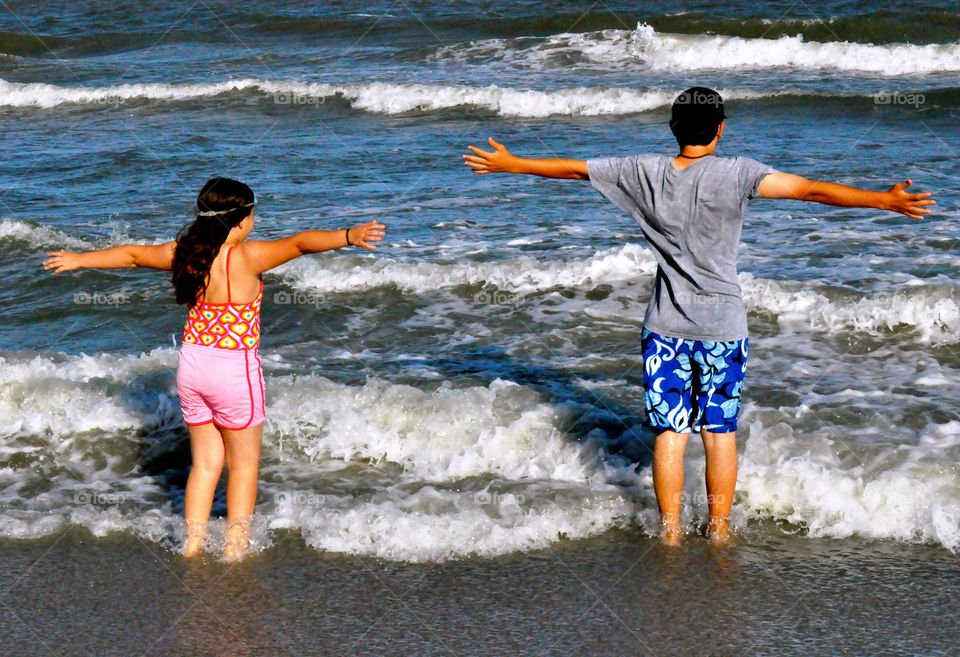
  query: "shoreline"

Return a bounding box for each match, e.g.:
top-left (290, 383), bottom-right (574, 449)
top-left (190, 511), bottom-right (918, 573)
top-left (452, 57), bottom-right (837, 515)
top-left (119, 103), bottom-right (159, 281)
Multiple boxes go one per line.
top-left (2, 526), bottom-right (957, 656)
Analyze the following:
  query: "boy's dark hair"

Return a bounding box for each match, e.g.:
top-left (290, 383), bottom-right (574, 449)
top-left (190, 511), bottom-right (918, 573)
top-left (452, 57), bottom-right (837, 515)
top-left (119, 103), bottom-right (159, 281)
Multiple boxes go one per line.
top-left (669, 87), bottom-right (726, 147)
top-left (172, 177), bottom-right (255, 305)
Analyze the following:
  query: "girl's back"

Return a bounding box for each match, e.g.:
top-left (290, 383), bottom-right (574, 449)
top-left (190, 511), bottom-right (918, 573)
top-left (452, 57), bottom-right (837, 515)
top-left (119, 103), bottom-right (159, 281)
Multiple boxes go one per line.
top-left (197, 244), bottom-right (261, 305)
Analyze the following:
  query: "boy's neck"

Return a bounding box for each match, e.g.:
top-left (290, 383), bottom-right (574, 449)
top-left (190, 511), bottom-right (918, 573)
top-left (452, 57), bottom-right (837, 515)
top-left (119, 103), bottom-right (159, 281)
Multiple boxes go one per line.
top-left (678, 144), bottom-right (716, 158)
top-left (673, 143), bottom-right (718, 170)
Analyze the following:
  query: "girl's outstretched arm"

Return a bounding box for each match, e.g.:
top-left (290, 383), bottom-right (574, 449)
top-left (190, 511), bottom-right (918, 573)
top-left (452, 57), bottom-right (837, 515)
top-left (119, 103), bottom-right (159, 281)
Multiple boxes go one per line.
top-left (44, 242), bottom-right (176, 273)
top-left (241, 220), bottom-right (386, 274)
top-left (757, 173), bottom-right (935, 220)
top-left (463, 137), bottom-right (588, 180)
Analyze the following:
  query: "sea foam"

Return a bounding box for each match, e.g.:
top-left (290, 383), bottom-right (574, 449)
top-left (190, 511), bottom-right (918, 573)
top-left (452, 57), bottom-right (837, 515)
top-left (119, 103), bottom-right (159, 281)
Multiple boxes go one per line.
top-left (2, 349), bottom-right (959, 557)
top-left (433, 22), bottom-right (960, 75)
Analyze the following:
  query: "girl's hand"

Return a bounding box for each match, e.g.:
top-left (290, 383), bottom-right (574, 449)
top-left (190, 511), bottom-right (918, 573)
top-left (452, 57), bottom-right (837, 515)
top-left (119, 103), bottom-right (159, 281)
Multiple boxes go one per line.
top-left (347, 221), bottom-right (386, 250)
top-left (463, 137), bottom-right (517, 174)
top-left (43, 251), bottom-right (83, 274)
top-left (883, 180), bottom-right (935, 220)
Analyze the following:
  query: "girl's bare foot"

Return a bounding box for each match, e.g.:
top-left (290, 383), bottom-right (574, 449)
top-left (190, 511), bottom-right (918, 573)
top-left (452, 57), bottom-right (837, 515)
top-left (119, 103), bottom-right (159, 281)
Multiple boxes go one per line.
top-left (224, 516), bottom-right (251, 560)
top-left (184, 520), bottom-right (207, 557)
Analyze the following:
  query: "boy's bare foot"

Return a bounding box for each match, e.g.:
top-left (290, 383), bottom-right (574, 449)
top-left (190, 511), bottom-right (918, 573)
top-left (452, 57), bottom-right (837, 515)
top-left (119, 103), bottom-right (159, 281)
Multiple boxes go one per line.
top-left (660, 512), bottom-right (683, 546)
top-left (661, 528), bottom-right (683, 546)
top-left (707, 515), bottom-right (730, 546)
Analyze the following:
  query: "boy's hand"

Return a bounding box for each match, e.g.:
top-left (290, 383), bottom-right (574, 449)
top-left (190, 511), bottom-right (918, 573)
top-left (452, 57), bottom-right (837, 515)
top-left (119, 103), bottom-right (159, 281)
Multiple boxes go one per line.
top-left (347, 221), bottom-right (386, 250)
top-left (43, 251), bottom-right (83, 274)
top-left (883, 180), bottom-right (935, 220)
top-left (463, 137), bottom-right (517, 174)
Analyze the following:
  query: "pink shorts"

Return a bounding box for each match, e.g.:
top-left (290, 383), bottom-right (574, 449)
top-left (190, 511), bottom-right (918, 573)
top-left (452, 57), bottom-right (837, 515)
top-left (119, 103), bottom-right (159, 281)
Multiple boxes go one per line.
top-left (177, 342), bottom-right (265, 430)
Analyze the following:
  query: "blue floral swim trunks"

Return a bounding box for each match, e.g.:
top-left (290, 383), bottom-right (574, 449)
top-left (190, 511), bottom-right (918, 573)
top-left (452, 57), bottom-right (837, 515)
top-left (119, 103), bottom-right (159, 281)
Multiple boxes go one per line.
top-left (641, 327), bottom-right (748, 434)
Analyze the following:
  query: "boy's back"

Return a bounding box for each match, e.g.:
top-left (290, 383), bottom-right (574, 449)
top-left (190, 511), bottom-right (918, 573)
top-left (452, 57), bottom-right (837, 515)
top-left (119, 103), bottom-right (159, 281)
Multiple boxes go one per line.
top-left (587, 154), bottom-right (775, 341)
top-left (462, 85), bottom-right (933, 545)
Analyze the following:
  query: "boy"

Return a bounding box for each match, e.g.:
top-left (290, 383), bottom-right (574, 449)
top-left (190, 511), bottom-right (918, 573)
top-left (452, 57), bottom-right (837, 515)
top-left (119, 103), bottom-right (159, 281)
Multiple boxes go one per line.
top-left (462, 87), bottom-right (934, 544)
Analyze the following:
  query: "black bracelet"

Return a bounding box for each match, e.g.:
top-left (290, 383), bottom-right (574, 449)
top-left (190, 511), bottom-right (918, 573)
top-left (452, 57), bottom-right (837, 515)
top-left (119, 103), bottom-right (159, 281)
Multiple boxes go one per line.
top-left (344, 228), bottom-right (351, 246)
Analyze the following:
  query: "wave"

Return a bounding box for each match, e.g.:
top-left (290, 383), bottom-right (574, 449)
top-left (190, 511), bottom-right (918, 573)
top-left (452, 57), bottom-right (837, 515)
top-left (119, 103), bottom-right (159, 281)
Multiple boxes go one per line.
top-left (3, 74), bottom-right (954, 117)
top-left (278, 242), bottom-right (659, 294)
top-left (431, 22), bottom-right (960, 75)
top-left (2, 348), bottom-right (959, 557)
top-left (0, 348), bottom-right (605, 482)
top-left (3, 9), bottom-right (959, 60)
top-left (0, 76), bottom-right (807, 117)
top-left (0, 348), bottom-right (634, 559)
top-left (740, 275), bottom-right (960, 345)
top-left (0, 217), bottom-right (91, 250)
top-left (738, 414), bottom-right (960, 551)
top-left (6, 214), bottom-right (957, 345)
top-left (280, 244), bottom-right (960, 344)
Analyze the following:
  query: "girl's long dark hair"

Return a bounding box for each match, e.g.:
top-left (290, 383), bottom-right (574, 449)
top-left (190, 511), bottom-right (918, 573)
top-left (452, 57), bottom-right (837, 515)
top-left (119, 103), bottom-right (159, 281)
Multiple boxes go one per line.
top-left (172, 177), bottom-right (255, 305)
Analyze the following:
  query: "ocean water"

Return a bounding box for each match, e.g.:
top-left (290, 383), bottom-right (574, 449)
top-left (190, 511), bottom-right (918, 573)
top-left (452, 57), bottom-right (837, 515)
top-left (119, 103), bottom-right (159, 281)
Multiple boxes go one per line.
top-left (1, 0), bottom-right (959, 574)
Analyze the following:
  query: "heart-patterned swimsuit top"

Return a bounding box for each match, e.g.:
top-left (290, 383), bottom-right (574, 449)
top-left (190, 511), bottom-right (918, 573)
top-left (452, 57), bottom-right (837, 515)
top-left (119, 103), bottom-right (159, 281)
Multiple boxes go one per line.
top-left (182, 246), bottom-right (262, 350)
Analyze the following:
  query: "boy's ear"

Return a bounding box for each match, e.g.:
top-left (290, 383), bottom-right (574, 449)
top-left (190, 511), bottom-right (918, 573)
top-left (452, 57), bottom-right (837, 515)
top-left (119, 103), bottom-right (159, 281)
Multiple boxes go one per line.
top-left (716, 121), bottom-right (725, 141)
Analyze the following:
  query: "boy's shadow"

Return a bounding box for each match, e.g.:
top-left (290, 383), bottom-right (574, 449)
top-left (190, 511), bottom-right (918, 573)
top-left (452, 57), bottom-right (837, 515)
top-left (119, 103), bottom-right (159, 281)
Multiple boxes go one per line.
top-left (425, 346), bottom-right (655, 474)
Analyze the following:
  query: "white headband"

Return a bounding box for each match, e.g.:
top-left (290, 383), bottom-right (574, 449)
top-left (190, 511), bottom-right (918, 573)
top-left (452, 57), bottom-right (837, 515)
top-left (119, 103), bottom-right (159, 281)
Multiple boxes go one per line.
top-left (197, 202), bottom-right (255, 217)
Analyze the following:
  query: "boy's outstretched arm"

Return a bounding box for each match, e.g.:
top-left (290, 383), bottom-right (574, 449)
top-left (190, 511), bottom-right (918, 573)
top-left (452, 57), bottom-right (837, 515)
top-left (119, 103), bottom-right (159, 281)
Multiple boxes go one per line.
top-left (463, 137), bottom-right (588, 180)
top-left (44, 242), bottom-right (176, 274)
top-left (757, 173), bottom-right (935, 220)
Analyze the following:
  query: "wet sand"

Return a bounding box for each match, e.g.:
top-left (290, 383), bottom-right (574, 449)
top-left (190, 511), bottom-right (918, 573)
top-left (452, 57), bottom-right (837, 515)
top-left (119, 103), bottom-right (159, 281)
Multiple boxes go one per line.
top-left (1, 526), bottom-right (957, 656)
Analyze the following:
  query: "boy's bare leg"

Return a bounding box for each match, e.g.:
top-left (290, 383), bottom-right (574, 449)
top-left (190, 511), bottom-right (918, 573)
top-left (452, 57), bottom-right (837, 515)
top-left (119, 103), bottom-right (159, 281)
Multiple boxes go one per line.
top-left (701, 429), bottom-right (738, 544)
top-left (653, 430), bottom-right (690, 545)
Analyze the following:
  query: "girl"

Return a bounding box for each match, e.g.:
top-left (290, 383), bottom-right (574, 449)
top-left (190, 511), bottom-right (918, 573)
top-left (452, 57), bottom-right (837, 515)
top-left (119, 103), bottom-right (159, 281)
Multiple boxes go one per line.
top-left (44, 177), bottom-right (385, 558)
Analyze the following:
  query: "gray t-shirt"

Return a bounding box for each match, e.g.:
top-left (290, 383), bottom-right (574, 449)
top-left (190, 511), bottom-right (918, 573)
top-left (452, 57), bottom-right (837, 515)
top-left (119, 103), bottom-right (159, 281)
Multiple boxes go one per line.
top-left (587, 154), bottom-right (776, 341)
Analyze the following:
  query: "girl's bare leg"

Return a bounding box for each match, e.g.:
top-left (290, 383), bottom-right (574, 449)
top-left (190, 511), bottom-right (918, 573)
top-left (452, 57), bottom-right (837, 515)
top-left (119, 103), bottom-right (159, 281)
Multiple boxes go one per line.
top-left (183, 422), bottom-right (226, 556)
top-left (221, 423), bottom-right (263, 559)
top-left (701, 429), bottom-right (738, 544)
top-left (652, 430), bottom-right (690, 545)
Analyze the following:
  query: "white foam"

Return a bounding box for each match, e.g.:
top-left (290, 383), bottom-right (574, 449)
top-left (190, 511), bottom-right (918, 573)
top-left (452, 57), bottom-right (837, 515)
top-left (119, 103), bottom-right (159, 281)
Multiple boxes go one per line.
top-left (434, 22), bottom-right (960, 75)
top-left (3, 348), bottom-right (960, 555)
top-left (280, 243), bottom-right (960, 343)
top-left (737, 416), bottom-right (960, 550)
top-left (0, 348), bottom-right (180, 438)
top-left (269, 486), bottom-right (631, 562)
top-left (279, 242), bottom-right (658, 295)
top-left (0, 75), bottom-right (802, 117)
top-left (0, 77), bottom-right (268, 108)
top-left (264, 376), bottom-right (603, 482)
top-left (741, 274), bottom-right (960, 344)
top-left (0, 348), bottom-right (637, 558)
top-left (0, 217), bottom-right (91, 250)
